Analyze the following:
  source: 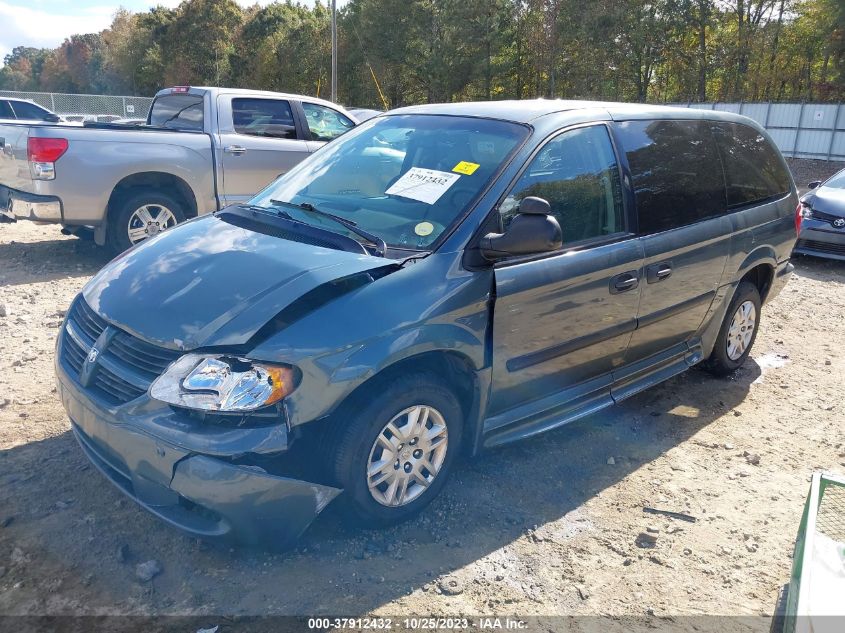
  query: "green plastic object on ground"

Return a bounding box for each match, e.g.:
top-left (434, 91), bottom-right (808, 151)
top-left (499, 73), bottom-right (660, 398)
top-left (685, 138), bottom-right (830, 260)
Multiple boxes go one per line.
top-left (778, 472), bottom-right (845, 633)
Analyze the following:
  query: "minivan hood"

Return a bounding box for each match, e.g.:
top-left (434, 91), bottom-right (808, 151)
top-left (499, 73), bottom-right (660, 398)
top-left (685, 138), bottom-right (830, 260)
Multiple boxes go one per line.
top-left (83, 214), bottom-right (393, 350)
top-left (804, 186), bottom-right (845, 215)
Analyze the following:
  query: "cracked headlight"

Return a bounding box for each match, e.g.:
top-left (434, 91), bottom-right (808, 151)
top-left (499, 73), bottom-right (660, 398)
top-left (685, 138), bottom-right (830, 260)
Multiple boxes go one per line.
top-left (150, 354), bottom-right (297, 412)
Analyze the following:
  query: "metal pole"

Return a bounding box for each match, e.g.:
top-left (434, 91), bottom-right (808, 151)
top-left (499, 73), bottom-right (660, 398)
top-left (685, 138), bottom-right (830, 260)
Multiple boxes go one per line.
top-left (792, 102), bottom-right (805, 159)
top-left (825, 103), bottom-right (841, 161)
top-left (331, 0), bottom-right (338, 103)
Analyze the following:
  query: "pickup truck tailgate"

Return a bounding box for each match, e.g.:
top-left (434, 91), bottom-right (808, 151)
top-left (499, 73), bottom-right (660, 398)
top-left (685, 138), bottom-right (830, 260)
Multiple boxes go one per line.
top-left (0, 124), bottom-right (32, 192)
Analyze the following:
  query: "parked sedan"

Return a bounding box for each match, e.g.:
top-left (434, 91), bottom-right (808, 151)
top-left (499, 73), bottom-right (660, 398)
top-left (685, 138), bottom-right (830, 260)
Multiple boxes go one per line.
top-left (348, 107), bottom-right (382, 122)
top-left (795, 168), bottom-right (845, 261)
top-left (0, 98), bottom-right (62, 122)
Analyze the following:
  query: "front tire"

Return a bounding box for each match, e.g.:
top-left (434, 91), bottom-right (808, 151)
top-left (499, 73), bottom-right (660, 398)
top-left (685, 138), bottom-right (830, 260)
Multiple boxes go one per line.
top-left (704, 280), bottom-right (762, 376)
top-left (106, 190), bottom-right (186, 254)
top-left (330, 374), bottom-right (463, 526)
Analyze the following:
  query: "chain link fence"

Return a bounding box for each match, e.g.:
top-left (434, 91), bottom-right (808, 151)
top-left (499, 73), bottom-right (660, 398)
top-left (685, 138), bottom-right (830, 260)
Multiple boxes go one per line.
top-left (672, 102), bottom-right (845, 162)
top-left (0, 90), bottom-right (153, 122)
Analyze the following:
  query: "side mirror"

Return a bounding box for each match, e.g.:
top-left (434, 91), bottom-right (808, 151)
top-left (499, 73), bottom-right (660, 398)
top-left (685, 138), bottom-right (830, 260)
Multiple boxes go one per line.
top-left (480, 197), bottom-right (562, 261)
top-left (808, 181), bottom-right (822, 189)
top-left (45, 113), bottom-right (60, 123)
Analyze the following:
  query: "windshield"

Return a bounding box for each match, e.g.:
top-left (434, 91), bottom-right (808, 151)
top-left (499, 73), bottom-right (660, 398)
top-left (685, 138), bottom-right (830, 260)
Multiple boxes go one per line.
top-left (822, 169), bottom-right (845, 190)
top-left (251, 114), bottom-right (529, 252)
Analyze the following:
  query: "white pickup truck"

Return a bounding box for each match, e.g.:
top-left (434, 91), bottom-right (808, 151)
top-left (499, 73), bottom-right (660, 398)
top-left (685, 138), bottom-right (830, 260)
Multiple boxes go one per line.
top-left (0, 86), bottom-right (357, 252)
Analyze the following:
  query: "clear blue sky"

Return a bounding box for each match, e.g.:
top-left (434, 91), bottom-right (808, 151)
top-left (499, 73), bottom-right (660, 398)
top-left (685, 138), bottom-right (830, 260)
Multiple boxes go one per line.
top-left (0, 0), bottom-right (348, 63)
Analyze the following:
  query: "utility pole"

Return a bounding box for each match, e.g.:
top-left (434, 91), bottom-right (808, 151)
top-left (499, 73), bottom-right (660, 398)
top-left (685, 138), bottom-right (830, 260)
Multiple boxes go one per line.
top-left (331, 0), bottom-right (338, 103)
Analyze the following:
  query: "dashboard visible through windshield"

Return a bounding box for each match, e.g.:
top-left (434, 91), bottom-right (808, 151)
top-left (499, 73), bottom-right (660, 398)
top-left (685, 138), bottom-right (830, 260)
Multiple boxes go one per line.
top-left (250, 114), bottom-right (529, 255)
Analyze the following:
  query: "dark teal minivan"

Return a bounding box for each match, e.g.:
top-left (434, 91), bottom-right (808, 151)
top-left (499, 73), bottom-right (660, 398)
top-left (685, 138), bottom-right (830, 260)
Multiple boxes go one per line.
top-left (55, 100), bottom-right (798, 546)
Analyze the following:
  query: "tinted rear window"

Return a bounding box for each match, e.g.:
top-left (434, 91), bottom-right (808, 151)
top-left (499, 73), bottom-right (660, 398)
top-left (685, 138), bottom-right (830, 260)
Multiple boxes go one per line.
top-left (0, 101), bottom-right (13, 118)
top-left (148, 94), bottom-right (204, 131)
top-left (711, 122), bottom-right (791, 208)
top-left (616, 119), bottom-right (726, 234)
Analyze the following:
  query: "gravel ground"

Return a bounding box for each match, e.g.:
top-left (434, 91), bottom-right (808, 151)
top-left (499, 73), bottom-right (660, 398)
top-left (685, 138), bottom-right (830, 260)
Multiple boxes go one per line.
top-left (786, 158), bottom-right (842, 192)
top-left (0, 160), bottom-right (844, 623)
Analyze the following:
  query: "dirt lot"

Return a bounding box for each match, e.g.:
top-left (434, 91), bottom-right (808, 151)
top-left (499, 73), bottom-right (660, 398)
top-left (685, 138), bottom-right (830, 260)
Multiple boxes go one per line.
top-left (1, 161), bottom-right (844, 624)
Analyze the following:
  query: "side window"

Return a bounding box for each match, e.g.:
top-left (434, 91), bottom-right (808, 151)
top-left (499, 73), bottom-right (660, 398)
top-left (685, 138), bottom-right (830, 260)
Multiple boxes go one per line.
top-left (9, 101), bottom-right (48, 120)
top-left (616, 119), bottom-right (726, 235)
top-left (711, 122), bottom-right (791, 208)
top-left (302, 102), bottom-right (355, 142)
top-left (232, 98), bottom-right (297, 139)
top-left (0, 101), bottom-right (14, 118)
top-left (501, 125), bottom-right (625, 244)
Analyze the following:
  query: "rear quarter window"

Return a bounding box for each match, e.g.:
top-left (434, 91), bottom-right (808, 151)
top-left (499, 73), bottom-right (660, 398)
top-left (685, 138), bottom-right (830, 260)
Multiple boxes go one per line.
top-left (148, 94), bottom-right (204, 131)
top-left (10, 101), bottom-right (50, 120)
top-left (711, 122), bottom-right (792, 208)
top-left (616, 119), bottom-right (726, 235)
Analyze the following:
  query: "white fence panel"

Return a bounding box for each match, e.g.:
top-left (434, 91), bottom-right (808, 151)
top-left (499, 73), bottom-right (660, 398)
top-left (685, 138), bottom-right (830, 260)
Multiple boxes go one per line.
top-left (672, 101), bottom-right (845, 161)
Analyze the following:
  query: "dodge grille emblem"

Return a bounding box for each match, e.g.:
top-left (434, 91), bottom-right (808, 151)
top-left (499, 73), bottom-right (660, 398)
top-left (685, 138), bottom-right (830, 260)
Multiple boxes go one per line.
top-left (87, 347), bottom-right (100, 364)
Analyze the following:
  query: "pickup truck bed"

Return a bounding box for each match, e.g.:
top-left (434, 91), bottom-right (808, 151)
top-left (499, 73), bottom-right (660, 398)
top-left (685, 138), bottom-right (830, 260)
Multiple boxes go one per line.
top-left (0, 86), bottom-right (357, 252)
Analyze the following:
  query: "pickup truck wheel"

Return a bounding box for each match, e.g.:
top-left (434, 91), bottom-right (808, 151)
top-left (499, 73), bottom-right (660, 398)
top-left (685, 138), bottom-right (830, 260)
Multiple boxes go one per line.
top-left (703, 281), bottom-right (761, 377)
top-left (107, 191), bottom-right (186, 254)
top-left (330, 374), bottom-right (463, 526)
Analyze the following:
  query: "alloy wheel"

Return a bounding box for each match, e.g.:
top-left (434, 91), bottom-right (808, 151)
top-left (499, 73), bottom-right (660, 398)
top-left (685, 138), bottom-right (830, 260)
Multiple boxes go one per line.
top-left (366, 405), bottom-right (449, 507)
top-left (127, 204), bottom-right (177, 244)
top-left (726, 300), bottom-right (757, 361)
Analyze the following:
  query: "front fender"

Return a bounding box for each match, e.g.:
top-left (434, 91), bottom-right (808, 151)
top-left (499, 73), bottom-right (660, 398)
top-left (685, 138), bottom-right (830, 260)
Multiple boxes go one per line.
top-left (285, 322), bottom-right (487, 427)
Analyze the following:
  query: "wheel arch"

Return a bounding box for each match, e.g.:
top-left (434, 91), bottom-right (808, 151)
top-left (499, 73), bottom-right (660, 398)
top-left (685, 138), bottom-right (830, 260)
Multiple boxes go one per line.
top-left (107, 171), bottom-right (199, 223)
top-left (739, 262), bottom-right (776, 304)
top-left (326, 349), bottom-right (485, 458)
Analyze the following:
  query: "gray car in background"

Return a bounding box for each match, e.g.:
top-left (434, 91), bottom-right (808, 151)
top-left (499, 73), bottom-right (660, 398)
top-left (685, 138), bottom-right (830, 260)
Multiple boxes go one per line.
top-left (0, 86), bottom-right (357, 252)
top-left (0, 98), bottom-right (63, 122)
top-left (795, 168), bottom-right (845, 261)
top-left (56, 101), bottom-right (798, 546)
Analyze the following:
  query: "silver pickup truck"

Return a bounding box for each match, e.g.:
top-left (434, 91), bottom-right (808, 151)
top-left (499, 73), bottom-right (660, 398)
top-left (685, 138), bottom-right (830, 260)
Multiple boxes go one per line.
top-left (0, 86), bottom-right (357, 252)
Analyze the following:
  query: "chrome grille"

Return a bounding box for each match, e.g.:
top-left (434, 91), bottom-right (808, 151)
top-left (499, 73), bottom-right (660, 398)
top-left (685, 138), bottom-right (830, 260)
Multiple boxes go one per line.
top-left (808, 209), bottom-right (845, 226)
top-left (109, 332), bottom-right (179, 379)
top-left (60, 297), bottom-right (180, 405)
top-left (62, 330), bottom-right (86, 372)
top-left (73, 297), bottom-right (107, 341)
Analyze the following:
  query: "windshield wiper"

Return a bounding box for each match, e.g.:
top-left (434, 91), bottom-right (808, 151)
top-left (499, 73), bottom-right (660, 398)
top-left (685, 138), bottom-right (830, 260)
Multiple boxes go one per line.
top-left (270, 199), bottom-right (387, 257)
top-left (238, 202), bottom-right (294, 220)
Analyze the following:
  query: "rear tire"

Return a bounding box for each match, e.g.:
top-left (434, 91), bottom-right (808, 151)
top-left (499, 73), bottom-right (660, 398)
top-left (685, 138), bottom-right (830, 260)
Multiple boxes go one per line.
top-left (329, 373), bottom-right (463, 526)
top-left (106, 190), bottom-right (186, 254)
top-left (704, 280), bottom-right (762, 376)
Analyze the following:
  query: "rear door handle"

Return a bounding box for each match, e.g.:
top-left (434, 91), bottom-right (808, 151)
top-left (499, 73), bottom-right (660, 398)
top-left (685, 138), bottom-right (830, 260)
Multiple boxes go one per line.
top-left (224, 145), bottom-right (247, 155)
top-left (610, 270), bottom-right (640, 294)
top-left (646, 261), bottom-right (673, 283)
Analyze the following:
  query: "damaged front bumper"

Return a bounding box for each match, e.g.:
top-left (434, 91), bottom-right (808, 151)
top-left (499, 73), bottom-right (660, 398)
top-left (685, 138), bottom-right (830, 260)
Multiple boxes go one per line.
top-left (56, 361), bottom-right (341, 548)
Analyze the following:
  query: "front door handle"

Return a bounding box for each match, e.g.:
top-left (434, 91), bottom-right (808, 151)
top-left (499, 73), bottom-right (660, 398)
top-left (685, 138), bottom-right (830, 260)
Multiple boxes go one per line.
top-left (646, 261), bottom-right (673, 283)
top-left (610, 270), bottom-right (640, 294)
top-left (224, 145), bottom-right (247, 155)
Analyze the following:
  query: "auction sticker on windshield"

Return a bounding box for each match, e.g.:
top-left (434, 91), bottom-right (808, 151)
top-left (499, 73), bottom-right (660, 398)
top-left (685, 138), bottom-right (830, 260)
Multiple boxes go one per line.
top-left (385, 167), bottom-right (460, 204)
top-left (452, 160), bottom-right (480, 175)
